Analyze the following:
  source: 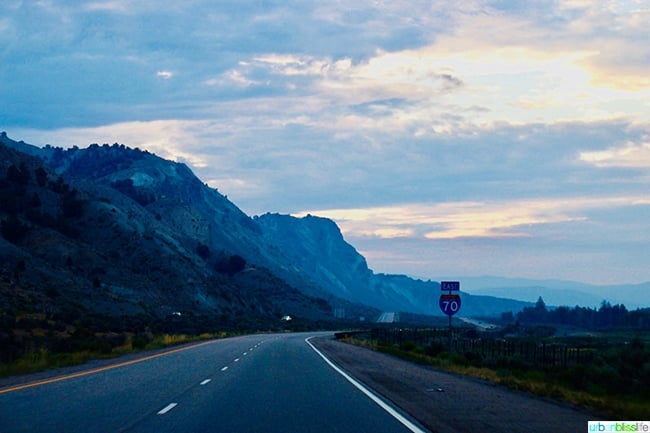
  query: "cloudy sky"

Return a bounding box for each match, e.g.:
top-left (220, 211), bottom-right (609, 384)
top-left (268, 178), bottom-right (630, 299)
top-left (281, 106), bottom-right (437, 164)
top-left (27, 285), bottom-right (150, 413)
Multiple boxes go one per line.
top-left (2, 1), bottom-right (650, 286)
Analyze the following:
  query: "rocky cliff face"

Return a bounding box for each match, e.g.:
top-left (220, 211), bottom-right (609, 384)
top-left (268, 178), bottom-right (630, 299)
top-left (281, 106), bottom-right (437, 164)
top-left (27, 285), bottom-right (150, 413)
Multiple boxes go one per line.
top-left (256, 212), bottom-right (531, 316)
top-left (256, 213), bottom-right (372, 301)
top-left (255, 213), bottom-right (433, 313)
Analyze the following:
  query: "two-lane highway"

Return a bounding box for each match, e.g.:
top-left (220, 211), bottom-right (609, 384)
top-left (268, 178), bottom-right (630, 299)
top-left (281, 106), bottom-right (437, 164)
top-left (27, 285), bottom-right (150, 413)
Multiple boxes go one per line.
top-left (0, 333), bottom-right (426, 433)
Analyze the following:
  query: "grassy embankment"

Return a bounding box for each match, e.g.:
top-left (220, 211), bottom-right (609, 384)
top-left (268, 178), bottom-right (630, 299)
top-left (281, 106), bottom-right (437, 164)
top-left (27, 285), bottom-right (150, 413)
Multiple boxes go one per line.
top-left (0, 332), bottom-right (230, 378)
top-left (344, 336), bottom-right (650, 419)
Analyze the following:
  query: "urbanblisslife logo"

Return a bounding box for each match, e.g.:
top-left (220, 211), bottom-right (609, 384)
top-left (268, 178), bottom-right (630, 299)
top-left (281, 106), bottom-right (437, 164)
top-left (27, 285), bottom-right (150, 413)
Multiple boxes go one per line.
top-left (588, 422), bottom-right (650, 432)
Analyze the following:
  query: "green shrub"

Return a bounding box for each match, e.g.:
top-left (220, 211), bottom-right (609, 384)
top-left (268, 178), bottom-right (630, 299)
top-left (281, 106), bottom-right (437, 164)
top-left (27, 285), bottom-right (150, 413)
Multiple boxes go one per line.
top-left (400, 340), bottom-right (417, 352)
top-left (425, 340), bottom-right (446, 357)
top-left (450, 353), bottom-right (469, 367)
top-left (464, 351), bottom-right (483, 366)
top-left (131, 335), bottom-right (150, 349)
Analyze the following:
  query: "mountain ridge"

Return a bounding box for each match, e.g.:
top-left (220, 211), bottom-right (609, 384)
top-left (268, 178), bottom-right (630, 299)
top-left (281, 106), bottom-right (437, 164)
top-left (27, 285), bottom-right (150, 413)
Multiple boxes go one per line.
top-left (255, 212), bottom-right (533, 316)
top-left (453, 276), bottom-right (649, 309)
top-left (0, 133), bottom-right (339, 336)
top-left (0, 132), bottom-right (575, 326)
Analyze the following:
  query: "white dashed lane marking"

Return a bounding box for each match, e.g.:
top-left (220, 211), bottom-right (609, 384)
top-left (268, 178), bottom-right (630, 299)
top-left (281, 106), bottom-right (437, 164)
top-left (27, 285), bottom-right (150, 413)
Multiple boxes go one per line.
top-left (158, 403), bottom-right (178, 415)
top-left (154, 341), bottom-right (267, 419)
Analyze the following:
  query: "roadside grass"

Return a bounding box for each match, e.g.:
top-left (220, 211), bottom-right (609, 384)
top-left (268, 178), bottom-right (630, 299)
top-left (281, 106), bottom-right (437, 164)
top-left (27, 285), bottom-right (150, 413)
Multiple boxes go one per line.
top-left (0, 332), bottom-right (230, 378)
top-left (343, 337), bottom-right (650, 419)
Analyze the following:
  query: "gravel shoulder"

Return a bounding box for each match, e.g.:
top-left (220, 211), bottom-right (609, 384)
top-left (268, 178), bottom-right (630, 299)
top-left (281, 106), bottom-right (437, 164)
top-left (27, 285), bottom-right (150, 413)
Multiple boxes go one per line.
top-left (311, 335), bottom-right (602, 433)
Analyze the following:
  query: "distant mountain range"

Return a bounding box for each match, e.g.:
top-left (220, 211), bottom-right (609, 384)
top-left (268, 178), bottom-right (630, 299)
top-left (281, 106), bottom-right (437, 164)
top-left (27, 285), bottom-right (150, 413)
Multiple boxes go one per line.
top-left (7, 131), bottom-right (641, 336)
top-left (453, 276), bottom-right (650, 310)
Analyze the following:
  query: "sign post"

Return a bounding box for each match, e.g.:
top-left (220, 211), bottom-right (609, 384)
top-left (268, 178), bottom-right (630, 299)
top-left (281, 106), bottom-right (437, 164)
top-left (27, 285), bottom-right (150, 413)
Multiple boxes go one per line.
top-left (439, 281), bottom-right (461, 351)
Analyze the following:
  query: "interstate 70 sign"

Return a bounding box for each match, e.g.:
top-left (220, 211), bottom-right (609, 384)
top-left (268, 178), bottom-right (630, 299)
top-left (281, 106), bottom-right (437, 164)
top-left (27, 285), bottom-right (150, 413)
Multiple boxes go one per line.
top-left (439, 281), bottom-right (461, 316)
top-left (439, 294), bottom-right (461, 316)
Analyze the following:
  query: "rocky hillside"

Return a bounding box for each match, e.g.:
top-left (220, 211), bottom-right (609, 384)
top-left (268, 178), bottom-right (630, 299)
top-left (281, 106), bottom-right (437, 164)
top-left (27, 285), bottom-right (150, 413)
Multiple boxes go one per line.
top-left (1, 131), bottom-right (528, 334)
top-left (0, 133), bottom-right (348, 362)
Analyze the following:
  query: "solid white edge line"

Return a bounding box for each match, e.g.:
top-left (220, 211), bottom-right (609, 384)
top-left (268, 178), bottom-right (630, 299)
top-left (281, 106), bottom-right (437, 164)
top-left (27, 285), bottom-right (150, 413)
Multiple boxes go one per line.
top-left (157, 402), bottom-right (178, 415)
top-left (305, 337), bottom-right (429, 433)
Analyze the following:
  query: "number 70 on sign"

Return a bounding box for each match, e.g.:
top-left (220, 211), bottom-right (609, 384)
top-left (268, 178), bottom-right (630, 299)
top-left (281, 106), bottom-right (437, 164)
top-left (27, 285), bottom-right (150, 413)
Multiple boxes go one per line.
top-left (439, 294), bottom-right (461, 316)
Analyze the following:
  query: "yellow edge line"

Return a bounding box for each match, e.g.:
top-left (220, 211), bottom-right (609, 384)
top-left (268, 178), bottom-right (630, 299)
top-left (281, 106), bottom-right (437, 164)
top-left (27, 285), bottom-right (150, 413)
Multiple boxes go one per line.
top-left (0, 339), bottom-right (218, 395)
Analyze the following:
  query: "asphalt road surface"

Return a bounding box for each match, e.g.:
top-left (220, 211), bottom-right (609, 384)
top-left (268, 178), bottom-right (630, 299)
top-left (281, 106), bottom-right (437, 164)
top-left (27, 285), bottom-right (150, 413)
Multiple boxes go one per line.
top-left (0, 333), bottom-right (426, 433)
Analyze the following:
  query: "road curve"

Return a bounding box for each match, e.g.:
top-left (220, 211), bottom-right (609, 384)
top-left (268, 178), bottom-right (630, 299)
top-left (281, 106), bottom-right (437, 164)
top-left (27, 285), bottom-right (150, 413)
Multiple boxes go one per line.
top-left (0, 333), bottom-right (426, 433)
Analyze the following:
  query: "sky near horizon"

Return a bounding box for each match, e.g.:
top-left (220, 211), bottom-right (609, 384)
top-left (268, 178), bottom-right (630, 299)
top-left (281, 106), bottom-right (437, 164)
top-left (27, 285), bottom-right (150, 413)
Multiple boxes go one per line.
top-left (2, 1), bottom-right (650, 286)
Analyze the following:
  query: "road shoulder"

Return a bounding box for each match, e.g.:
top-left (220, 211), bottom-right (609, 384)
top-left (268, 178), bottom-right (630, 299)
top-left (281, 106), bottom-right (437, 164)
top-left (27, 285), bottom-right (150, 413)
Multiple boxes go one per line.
top-left (310, 336), bottom-right (601, 433)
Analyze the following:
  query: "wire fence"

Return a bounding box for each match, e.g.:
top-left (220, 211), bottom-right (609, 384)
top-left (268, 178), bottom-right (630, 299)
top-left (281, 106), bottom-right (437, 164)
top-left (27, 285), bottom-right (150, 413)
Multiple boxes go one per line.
top-left (349, 328), bottom-right (596, 368)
